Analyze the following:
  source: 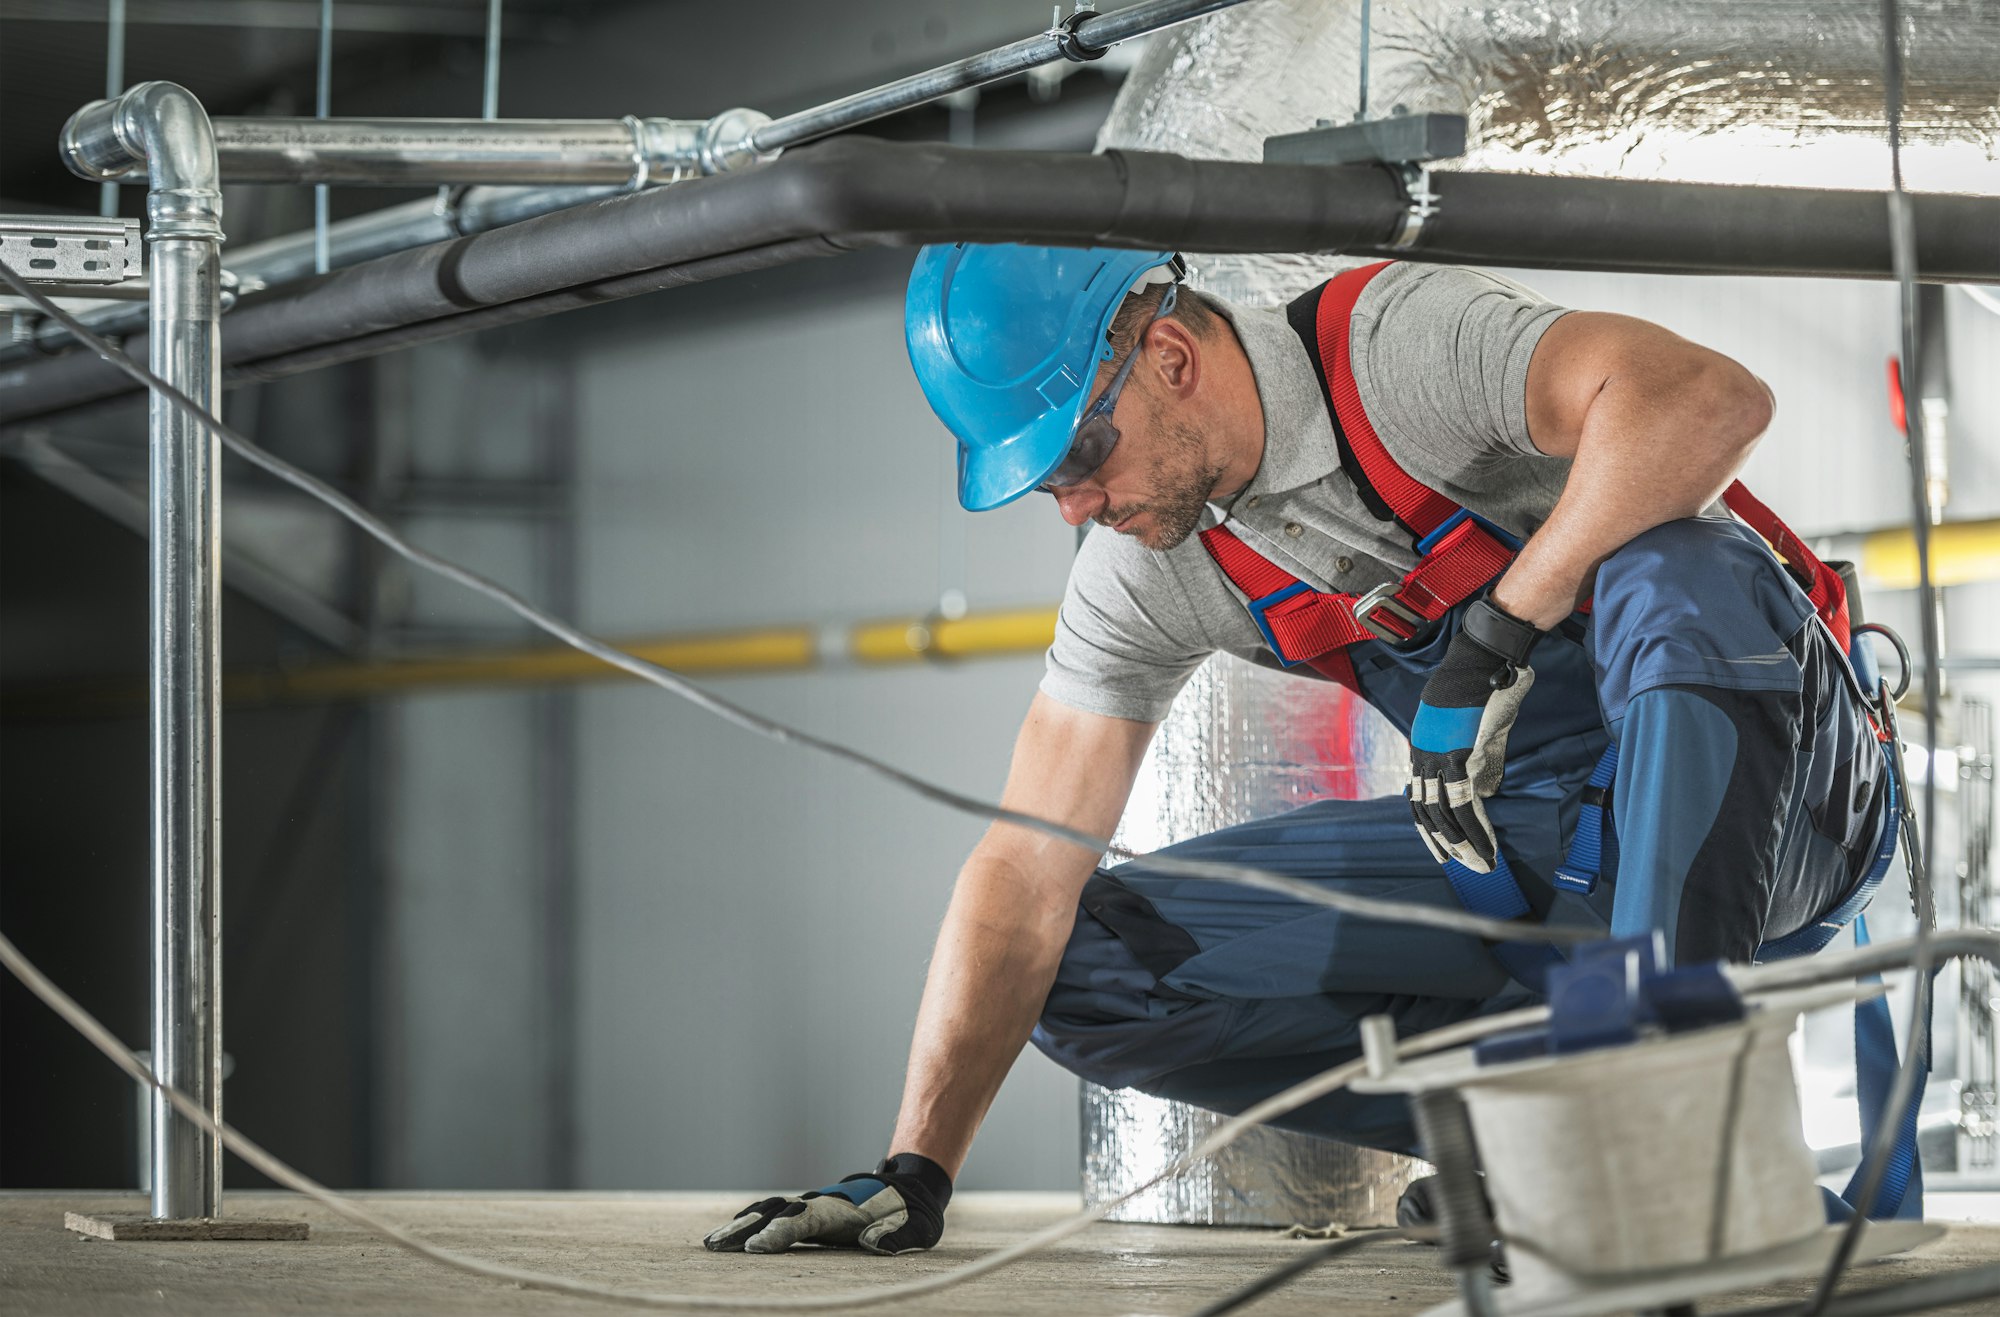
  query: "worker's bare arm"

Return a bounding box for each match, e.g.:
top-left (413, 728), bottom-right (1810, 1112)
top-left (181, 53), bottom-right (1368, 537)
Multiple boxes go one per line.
top-left (887, 691), bottom-right (1157, 1177)
top-left (1496, 312), bottom-right (1774, 629)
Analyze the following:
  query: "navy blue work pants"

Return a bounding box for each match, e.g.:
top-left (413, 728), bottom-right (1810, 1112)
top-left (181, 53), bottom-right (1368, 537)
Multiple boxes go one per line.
top-left (1030, 518), bottom-right (1891, 1153)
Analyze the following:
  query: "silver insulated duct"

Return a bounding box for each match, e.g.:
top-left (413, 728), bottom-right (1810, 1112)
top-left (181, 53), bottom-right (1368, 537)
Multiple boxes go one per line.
top-left (1090, 661), bottom-right (1417, 1226)
top-left (1084, 0), bottom-right (2000, 1229)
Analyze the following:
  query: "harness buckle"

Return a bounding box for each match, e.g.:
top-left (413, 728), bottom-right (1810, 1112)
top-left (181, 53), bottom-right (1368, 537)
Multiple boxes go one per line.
top-left (1352, 582), bottom-right (1427, 644)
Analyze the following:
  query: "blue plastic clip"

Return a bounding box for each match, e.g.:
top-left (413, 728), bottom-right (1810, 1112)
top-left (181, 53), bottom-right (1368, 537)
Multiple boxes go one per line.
top-left (1245, 582), bottom-right (1314, 668)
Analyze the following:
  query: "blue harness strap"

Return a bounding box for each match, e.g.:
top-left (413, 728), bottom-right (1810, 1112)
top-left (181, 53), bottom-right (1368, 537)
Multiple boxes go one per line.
top-left (1443, 742), bottom-right (1621, 992)
top-left (1442, 852), bottom-right (1565, 991)
top-left (1553, 745), bottom-right (1620, 896)
top-left (1836, 915), bottom-right (1929, 1220)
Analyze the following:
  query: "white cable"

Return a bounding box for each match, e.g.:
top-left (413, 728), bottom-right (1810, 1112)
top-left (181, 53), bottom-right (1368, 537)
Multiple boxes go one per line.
top-left (0, 259), bottom-right (1591, 952)
top-left (0, 924), bottom-right (1542, 1311)
top-left (1960, 285), bottom-right (2000, 317)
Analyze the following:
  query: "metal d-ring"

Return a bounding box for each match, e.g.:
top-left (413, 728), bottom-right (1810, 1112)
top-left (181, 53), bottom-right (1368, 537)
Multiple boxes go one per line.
top-left (1855, 622), bottom-right (1913, 702)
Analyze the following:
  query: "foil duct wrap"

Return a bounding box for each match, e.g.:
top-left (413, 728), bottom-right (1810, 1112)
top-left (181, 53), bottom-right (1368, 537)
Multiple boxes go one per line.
top-left (1085, 657), bottom-right (1421, 1227)
top-left (1099, 0), bottom-right (2000, 303)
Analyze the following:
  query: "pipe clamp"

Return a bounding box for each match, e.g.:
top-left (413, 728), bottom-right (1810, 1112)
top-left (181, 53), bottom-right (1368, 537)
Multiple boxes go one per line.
top-left (1051, 8), bottom-right (1109, 62)
top-left (1388, 162), bottom-right (1439, 251)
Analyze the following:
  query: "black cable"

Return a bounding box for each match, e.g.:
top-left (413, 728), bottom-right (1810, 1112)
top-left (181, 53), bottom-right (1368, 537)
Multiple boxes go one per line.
top-left (1804, 1), bottom-right (1943, 1309)
top-left (1182, 1228), bottom-right (1416, 1317)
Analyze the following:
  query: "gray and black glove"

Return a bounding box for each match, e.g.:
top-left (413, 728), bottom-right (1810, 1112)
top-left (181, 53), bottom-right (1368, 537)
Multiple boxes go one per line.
top-left (1408, 596), bottom-right (1543, 872)
top-left (702, 1153), bottom-right (952, 1255)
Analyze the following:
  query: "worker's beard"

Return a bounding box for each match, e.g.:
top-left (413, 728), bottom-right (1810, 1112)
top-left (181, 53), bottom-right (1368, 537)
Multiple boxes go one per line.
top-left (1097, 412), bottom-right (1225, 552)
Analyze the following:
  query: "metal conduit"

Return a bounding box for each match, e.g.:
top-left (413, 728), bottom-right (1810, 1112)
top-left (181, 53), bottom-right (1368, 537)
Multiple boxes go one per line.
top-left (6, 138), bottom-right (1999, 425)
top-left (61, 80), bottom-right (228, 1223)
top-left (196, 110), bottom-right (773, 185)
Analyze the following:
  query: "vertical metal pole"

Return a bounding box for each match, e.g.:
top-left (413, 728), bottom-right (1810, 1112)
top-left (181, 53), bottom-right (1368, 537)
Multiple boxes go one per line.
top-left (58, 81), bottom-right (228, 1222)
top-left (140, 88), bottom-right (227, 1223)
top-left (99, 0), bottom-right (127, 218)
top-left (315, 0), bottom-right (333, 275)
top-left (1354, 0), bottom-right (1372, 122)
top-left (482, 0), bottom-right (503, 120)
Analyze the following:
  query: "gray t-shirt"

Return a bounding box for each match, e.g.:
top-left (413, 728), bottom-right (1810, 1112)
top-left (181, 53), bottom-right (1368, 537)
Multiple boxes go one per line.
top-left (1041, 263), bottom-right (1574, 724)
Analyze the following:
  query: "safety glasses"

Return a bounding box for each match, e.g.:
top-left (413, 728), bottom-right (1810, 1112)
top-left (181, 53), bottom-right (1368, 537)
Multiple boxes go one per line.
top-left (1038, 280), bottom-right (1180, 493)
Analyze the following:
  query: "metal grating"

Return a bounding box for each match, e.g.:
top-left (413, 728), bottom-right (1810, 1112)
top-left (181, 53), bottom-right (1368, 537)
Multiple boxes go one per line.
top-left (1959, 698), bottom-right (1997, 1172)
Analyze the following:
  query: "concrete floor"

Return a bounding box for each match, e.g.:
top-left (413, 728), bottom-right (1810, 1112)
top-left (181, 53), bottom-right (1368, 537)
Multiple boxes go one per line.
top-left (4, 1191), bottom-right (1999, 1317)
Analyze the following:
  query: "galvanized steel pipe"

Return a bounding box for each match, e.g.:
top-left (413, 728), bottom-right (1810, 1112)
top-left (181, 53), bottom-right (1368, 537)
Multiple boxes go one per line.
top-left (63, 80), bottom-right (228, 1223)
top-left (198, 109), bottom-right (771, 186)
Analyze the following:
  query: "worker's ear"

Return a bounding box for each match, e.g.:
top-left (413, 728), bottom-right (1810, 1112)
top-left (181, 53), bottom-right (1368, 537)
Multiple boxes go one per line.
top-left (1144, 317), bottom-right (1201, 399)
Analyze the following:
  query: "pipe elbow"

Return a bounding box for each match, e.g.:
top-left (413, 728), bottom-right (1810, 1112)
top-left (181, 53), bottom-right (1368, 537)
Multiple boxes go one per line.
top-left (60, 95), bottom-right (145, 183)
top-left (62, 83), bottom-right (224, 242)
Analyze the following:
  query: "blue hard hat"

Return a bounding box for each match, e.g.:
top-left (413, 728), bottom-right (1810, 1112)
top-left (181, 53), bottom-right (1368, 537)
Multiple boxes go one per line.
top-left (905, 243), bottom-right (1180, 512)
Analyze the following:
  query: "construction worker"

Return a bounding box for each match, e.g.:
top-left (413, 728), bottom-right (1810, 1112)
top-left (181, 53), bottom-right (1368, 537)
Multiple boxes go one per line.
top-left (704, 247), bottom-right (1894, 1256)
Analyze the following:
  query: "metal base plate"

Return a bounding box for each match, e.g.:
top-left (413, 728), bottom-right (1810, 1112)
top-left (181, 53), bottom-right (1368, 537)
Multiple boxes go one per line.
top-left (64, 1212), bottom-right (309, 1242)
top-left (1418, 1222), bottom-right (1942, 1317)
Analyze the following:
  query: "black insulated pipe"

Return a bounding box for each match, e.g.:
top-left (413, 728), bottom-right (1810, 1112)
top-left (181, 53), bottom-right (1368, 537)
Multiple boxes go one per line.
top-left (4, 137), bottom-right (1999, 424)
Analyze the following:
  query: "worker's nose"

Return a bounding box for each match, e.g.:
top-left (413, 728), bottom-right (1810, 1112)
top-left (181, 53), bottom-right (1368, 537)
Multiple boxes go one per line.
top-left (1052, 483), bottom-right (1106, 527)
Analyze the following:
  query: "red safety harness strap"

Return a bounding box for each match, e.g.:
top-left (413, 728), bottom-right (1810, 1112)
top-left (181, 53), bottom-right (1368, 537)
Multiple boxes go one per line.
top-left (1722, 480), bottom-right (1852, 652)
top-left (1319, 261), bottom-right (1460, 539)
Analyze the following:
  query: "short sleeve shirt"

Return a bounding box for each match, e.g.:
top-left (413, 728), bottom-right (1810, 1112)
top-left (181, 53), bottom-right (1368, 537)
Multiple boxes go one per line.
top-left (1040, 263), bottom-right (1574, 724)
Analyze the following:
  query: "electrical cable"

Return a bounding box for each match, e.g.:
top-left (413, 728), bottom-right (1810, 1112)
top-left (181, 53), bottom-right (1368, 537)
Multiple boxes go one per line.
top-left (1803, 1), bottom-right (1945, 1309)
top-left (0, 924), bottom-right (1543, 1312)
top-left (1180, 1226), bottom-right (1424, 1317)
top-left (0, 257), bottom-right (1592, 952)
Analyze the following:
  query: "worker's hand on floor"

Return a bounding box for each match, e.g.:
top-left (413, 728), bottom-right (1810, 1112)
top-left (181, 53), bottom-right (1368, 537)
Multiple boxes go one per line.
top-left (1408, 598), bottom-right (1542, 873)
top-left (701, 1152), bottom-right (952, 1255)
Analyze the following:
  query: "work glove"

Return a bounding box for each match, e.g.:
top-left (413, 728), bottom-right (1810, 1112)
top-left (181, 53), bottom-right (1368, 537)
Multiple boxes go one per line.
top-left (702, 1153), bottom-right (952, 1255)
top-left (1408, 596), bottom-right (1543, 873)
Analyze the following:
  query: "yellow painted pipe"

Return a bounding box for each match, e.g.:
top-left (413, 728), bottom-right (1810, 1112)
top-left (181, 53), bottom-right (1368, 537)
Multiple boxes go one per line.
top-left (1855, 518), bottom-right (2000, 591)
top-left (225, 625), bottom-right (821, 704)
top-left (213, 605), bottom-right (1059, 707)
top-left (850, 606), bottom-right (1059, 664)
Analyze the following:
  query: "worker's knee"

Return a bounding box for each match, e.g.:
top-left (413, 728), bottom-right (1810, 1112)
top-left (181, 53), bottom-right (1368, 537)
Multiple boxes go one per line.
top-left (1595, 517), bottom-right (1789, 616)
top-left (1589, 516), bottom-right (1816, 721)
top-left (1029, 1009), bottom-right (1217, 1093)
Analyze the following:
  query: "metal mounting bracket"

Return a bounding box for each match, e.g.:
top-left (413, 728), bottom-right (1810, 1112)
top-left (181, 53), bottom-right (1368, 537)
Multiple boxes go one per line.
top-left (1262, 111), bottom-right (1462, 252)
top-left (0, 215), bottom-right (142, 295)
top-left (1388, 161), bottom-right (1441, 251)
